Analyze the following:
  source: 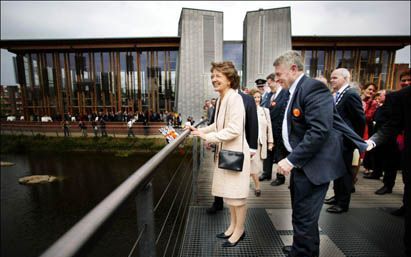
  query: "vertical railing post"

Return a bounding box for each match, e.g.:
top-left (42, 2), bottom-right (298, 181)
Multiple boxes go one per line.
top-left (191, 136), bottom-right (198, 204)
top-left (136, 182), bottom-right (156, 257)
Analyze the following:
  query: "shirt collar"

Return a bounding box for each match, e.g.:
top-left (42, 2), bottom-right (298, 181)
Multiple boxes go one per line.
top-left (337, 84), bottom-right (350, 94)
top-left (289, 73), bottom-right (304, 96)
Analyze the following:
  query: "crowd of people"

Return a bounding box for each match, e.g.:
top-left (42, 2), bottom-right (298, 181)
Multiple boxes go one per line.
top-left (53, 110), bottom-right (185, 137)
top-left (188, 51), bottom-right (410, 256)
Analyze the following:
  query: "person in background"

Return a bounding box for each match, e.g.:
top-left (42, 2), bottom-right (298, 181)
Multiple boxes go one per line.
top-left (188, 61), bottom-right (250, 247)
top-left (315, 75), bottom-right (328, 87)
top-left (100, 118), bottom-right (107, 137)
top-left (366, 83), bottom-right (411, 256)
top-left (127, 118), bottom-right (135, 138)
top-left (399, 69), bottom-right (411, 89)
top-left (369, 90), bottom-right (402, 195)
top-left (249, 87), bottom-right (273, 196)
top-left (260, 73), bottom-right (289, 186)
top-left (207, 98), bottom-right (216, 125)
top-left (324, 68), bottom-right (365, 214)
top-left (79, 120), bottom-right (87, 137)
top-left (255, 78), bottom-right (269, 107)
top-left (361, 82), bottom-right (379, 178)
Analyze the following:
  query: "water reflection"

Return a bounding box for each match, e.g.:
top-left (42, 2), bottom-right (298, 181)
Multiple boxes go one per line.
top-left (1, 152), bottom-right (157, 257)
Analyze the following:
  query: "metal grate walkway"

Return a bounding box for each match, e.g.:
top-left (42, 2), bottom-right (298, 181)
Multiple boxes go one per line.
top-left (180, 207), bottom-right (405, 257)
top-left (180, 149), bottom-right (406, 257)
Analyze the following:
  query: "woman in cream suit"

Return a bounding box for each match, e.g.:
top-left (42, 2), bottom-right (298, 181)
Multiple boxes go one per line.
top-left (249, 88), bottom-right (274, 196)
top-left (188, 61), bottom-right (250, 248)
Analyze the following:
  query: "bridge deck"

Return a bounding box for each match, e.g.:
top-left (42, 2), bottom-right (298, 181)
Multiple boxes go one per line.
top-left (180, 149), bottom-right (406, 257)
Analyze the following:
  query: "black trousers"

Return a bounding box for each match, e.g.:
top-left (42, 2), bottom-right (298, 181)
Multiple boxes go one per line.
top-left (382, 169), bottom-right (400, 189)
top-left (404, 170), bottom-right (410, 256)
top-left (290, 169), bottom-right (329, 257)
top-left (333, 149), bottom-right (353, 209)
top-left (262, 150), bottom-right (273, 179)
top-left (262, 150), bottom-right (285, 181)
top-left (213, 196), bottom-right (223, 208)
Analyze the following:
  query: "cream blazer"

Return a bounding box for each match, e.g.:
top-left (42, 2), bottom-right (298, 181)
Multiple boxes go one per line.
top-left (199, 89), bottom-right (250, 199)
top-left (257, 106), bottom-right (274, 159)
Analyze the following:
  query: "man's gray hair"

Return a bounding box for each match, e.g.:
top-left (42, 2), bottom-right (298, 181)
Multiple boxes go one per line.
top-left (335, 68), bottom-right (351, 83)
top-left (273, 50), bottom-right (304, 71)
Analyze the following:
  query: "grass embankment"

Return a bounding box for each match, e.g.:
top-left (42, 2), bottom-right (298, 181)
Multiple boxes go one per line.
top-left (0, 134), bottom-right (172, 156)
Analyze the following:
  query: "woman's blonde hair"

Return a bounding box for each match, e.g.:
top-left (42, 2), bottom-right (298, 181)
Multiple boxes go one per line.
top-left (248, 87), bottom-right (261, 97)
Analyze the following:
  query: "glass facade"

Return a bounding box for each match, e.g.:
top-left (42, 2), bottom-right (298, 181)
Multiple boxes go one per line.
top-left (16, 49), bottom-right (178, 118)
top-left (223, 41), bottom-right (243, 85)
top-left (295, 48), bottom-right (397, 90)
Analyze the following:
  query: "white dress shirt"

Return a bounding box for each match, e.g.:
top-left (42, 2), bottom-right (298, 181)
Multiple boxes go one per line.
top-left (282, 73), bottom-right (304, 167)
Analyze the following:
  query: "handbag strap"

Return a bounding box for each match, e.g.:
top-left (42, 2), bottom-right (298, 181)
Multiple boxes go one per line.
top-left (215, 93), bottom-right (245, 152)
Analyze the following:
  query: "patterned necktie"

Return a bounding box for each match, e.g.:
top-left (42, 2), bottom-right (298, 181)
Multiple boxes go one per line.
top-left (335, 91), bottom-right (340, 104)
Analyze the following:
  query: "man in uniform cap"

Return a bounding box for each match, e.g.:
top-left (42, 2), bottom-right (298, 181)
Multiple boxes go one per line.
top-left (255, 78), bottom-right (270, 106)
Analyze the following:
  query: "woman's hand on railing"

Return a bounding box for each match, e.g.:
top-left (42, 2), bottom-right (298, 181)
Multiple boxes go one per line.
top-left (185, 125), bottom-right (204, 138)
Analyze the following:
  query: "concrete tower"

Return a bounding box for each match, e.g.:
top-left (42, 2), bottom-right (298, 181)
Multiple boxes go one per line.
top-left (176, 8), bottom-right (223, 121)
top-left (243, 7), bottom-right (292, 87)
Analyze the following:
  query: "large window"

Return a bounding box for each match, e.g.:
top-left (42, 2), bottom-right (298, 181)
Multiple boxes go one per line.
top-left (223, 41), bottom-right (243, 85)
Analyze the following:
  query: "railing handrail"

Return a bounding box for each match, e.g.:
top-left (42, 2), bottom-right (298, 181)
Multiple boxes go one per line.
top-left (39, 119), bottom-right (206, 257)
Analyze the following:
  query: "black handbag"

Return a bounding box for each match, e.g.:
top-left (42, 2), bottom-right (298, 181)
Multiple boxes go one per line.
top-left (218, 149), bottom-right (244, 172)
top-left (215, 96), bottom-right (245, 172)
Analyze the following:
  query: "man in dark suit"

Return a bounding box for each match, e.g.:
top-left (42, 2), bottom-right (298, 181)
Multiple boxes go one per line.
top-left (274, 51), bottom-right (367, 257)
top-left (206, 89), bottom-right (259, 214)
top-left (324, 68), bottom-right (365, 214)
top-left (259, 73), bottom-right (289, 186)
top-left (367, 84), bottom-right (411, 256)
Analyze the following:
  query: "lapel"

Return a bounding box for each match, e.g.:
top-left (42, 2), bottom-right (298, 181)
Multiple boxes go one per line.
top-left (287, 75), bottom-right (307, 137)
top-left (216, 89), bottom-right (235, 131)
top-left (264, 92), bottom-right (273, 107)
top-left (335, 85), bottom-right (351, 106)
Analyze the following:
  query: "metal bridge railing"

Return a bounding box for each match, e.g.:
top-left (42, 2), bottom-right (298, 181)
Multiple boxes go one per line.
top-left (39, 119), bottom-right (206, 257)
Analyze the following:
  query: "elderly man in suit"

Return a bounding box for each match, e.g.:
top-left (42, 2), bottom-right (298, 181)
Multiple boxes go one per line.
top-left (324, 68), bottom-right (365, 214)
top-left (274, 51), bottom-right (367, 257)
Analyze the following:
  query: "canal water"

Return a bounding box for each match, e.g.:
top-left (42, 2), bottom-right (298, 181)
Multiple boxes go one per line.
top-left (1, 151), bottom-right (188, 257)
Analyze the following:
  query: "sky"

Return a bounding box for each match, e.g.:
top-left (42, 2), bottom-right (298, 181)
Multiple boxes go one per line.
top-left (1, 1), bottom-right (410, 84)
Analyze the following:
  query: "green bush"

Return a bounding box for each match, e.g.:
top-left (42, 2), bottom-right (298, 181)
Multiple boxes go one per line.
top-left (0, 135), bottom-right (168, 154)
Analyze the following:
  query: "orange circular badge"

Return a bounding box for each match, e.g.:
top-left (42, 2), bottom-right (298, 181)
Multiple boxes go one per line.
top-left (292, 108), bottom-right (301, 117)
top-left (271, 101), bottom-right (276, 107)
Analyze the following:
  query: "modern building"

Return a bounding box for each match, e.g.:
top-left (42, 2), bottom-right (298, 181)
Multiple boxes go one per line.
top-left (0, 7), bottom-right (409, 121)
top-left (0, 85), bottom-right (23, 116)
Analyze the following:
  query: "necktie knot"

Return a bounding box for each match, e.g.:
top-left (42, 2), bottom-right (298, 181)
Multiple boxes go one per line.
top-left (335, 92), bottom-right (340, 103)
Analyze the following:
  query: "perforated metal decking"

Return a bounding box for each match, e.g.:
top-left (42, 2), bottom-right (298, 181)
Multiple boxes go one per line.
top-left (179, 207), bottom-right (406, 257)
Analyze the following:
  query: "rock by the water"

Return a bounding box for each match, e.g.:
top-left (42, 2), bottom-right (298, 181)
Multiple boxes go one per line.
top-left (1, 161), bottom-right (15, 167)
top-left (18, 175), bottom-right (58, 184)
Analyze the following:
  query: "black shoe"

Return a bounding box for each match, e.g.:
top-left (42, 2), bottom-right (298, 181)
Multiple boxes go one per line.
top-left (324, 196), bottom-right (337, 205)
top-left (282, 245), bottom-right (292, 254)
top-left (255, 189), bottom-right (261, 197)
top-left (326, 205), bottom-right (348, 214)
top-left (259, 174), bottom-right (271, 181)
top-left (221, 232), bottom-right (246, 247)
top-left (375, 186), bottom-right (392, 195)
top-left (351, 186), bottom-right (356, 193)
top-left (270, 178), bottom-right (285, 186)
top-left (363, 173), bottom-right (381, 180)
top-left (216, 232), bottom-right (232, 239)
top-left (391, 206), bottom-right (406, 216)
top-left (206, 204), bottom-right (223, 214)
